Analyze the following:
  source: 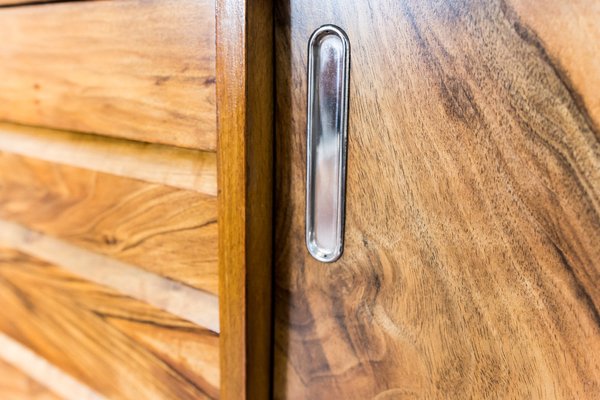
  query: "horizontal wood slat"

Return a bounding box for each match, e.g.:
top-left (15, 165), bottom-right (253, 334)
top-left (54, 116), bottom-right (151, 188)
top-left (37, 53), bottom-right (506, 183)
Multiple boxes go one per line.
top-left (0, 0), bottom-right (216, 150)
top-left (0, 122), bottom-right (217, 196)
top-left (0, 248), bottom-right (220, 400)
top-left (0, 151), bottom-right (219, 294)
top-left (0, 220), bottom-right (220, 333)
top-left (0, 358), bottom-right (63, 400)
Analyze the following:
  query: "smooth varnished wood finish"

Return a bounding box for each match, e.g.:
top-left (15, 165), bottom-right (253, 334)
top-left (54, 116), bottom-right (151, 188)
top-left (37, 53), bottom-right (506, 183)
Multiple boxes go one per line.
top-left (509, 0), bottom-right (600, 125)
top-left (0, 249), bottom-right (220, 400)
top-left (0, 0), bottom-right (216, 151)
top-left (216, 0), bottom-right (273, 398)
top-left (0, 122), bottom-right (217, 196)
top-left (0, 152), bottom-right (218, 294)
top-left (274, 0), bottom-right (600, 398)
top-left (0, 359), bottom-right (61, 400)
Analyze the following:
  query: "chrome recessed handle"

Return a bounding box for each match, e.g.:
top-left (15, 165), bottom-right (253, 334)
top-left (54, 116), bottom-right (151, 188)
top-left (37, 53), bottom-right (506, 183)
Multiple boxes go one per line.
top-left (305, 25), bottom-right (350, 263)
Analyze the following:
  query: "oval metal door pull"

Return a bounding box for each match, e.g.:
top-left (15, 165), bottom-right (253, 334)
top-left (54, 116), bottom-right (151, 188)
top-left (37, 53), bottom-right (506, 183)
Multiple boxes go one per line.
top-left (305, 25), bottom-right (350, 263)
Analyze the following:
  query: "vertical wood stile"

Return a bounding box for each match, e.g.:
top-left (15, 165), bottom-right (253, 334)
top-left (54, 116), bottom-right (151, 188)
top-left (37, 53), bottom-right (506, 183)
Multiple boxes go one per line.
top-left (216, 0), bottom-right (274, 398)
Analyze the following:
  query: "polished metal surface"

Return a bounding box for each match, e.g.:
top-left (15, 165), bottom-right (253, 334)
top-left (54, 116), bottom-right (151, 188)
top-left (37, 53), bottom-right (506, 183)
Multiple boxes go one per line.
top-left (305, 25), bottom-right (350, 263)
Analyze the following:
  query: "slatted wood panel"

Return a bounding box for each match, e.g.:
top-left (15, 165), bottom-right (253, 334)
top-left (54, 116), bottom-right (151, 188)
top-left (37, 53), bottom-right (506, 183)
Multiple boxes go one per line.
top-left (0, 0), bottom-right (225, 397)
top-left (0, 0), bottom-right (216, 151)
top-left (0, 248), bottom-right (220, 400)
top-left (0, 359), bottom-right (61, 400)
top-left (0, 152), bottom-right (218, 294)
top-left (274, 0), bottom-right (600, 399)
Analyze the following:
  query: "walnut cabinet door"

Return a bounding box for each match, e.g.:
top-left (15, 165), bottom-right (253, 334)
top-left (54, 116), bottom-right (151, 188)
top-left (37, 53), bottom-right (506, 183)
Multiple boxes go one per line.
top-left (273, 1), bottom-right (600, 399)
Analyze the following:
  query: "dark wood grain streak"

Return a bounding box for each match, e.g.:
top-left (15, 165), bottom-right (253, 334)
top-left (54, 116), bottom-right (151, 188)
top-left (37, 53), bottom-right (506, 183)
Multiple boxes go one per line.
top-left (501, 1), bottom-right (599, 141)
top-left (0, 0), bottom-right (65, 6)
top-left (508, 0), bottom-right (600, 133)
top-left (273, 0), bottom-right (600, 398)
top-left (216, 0), bottom-right (274, 398)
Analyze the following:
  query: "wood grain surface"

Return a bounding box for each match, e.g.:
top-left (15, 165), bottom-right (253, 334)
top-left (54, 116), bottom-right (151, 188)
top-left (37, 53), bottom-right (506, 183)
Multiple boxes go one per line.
top-left (0, 333), bottom-right (104, 400)
top-left (0, 152), bottom-right (218, 294)
top-left (0, 0), bottom-right (50, 5)
top-left (0, 122), bottom-right (218, 196)
top-left (0, 359), bottom-right (61, 400)
top-left (0, 220), bottom-right (220, 333)
top-left (216, 0), bottom-right (274, 398)
top-left (0, 248), bottom-right (220, 400)
top-left (0, 0), bottom-right (60, 5)
top-left (274, 0), bottom-right (600, 399)
top-left (0, 0), bottom-right (216, 150)
top-left (510, 0), bottom-right (600, 126)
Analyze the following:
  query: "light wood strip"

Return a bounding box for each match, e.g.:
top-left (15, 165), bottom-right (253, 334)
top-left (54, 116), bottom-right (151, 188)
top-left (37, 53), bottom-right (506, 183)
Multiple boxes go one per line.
top-left (0, 220), bottom-right (220, 333)
top-left (0, 122), bottom-right (217, 196)
top-left (216, 0), bottom-right (274, 398)
top-left (0, 151), bottom-right (218, 294)
top-left (0, 249), bottom-right (219, 399)
top-left (0, 0), bottom-right (216, 151)
top-left (0, 334), bottom-right (102, 400)
top-left (0, 359), bottom-right (62, 400)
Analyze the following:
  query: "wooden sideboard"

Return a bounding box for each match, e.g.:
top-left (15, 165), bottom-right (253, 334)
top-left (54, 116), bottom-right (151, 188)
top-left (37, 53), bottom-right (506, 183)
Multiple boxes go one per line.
top-left (0, 0), bottom-right (272, 399)
top-left (0, 0), bottom-right (598, 399)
